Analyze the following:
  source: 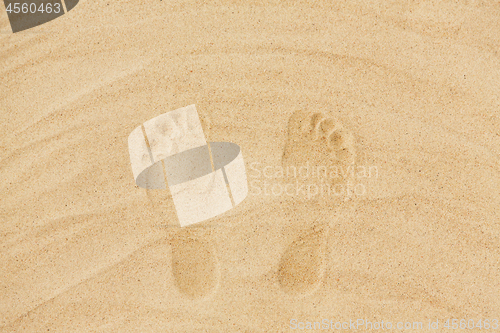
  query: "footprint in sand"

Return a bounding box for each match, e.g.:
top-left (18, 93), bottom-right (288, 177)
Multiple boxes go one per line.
top-left (146, 109), bottom-right (218, 299)
top-left (278, 223), bottom-right (329, 295)
top-left (169, 227), bottom-right (220, 299)
top-left (278, 109), bottom-right (357, 295)
top-left (147, 187), bottom-right (220, 299)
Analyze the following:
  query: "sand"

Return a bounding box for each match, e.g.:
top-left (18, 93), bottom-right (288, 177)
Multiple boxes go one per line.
top-left (1, 0), bottom-right (500, 332)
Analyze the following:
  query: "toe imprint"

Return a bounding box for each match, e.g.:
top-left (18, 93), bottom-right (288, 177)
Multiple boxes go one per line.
top-left (283, 110), bottom-right (357, 173)
top-left (310, 113), bottom-right (326, 139)
top-left (329, 131), bottom-right (343, 147)
top-left (319, 118), bottom-right (338, 139)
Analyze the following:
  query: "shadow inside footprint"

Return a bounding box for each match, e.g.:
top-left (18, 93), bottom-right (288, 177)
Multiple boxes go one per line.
top-left (169, 228), bottom-right (219, 299)
top-left (278, 225), bottom-right (328, 295)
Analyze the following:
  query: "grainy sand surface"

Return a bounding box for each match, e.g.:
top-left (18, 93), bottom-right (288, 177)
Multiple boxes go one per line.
top-left (1, 1), bottom-right (500, 332)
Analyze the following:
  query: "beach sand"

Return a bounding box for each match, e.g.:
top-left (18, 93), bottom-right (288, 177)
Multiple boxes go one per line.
top-left (1, 0), bottom-right (500, 331)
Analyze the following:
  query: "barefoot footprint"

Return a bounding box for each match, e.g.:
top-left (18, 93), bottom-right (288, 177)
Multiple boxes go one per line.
top-left (145, 108), bottom-right (218, 299)
top-left (169, 227), bottom-right (220, 299)
top-left (278, 223), bottom-right (329, 295)
top-left (278, 109), bottom-right (357, 295)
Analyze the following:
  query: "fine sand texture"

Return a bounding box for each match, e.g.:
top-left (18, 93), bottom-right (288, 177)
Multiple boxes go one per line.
top-left (1, 0), bottom-right (500, 332)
